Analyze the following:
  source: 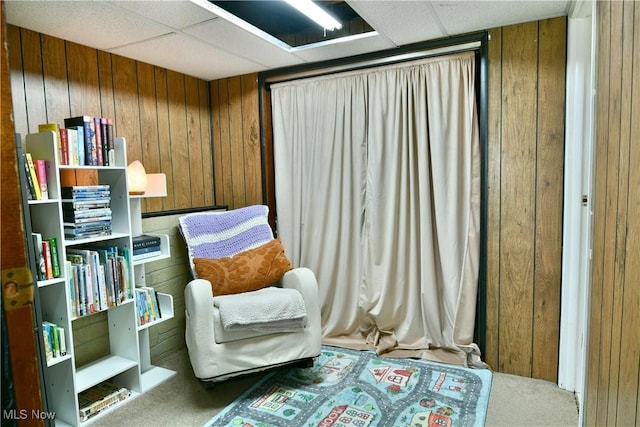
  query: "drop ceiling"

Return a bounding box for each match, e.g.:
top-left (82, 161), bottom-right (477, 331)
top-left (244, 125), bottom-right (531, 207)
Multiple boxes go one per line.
top-left (4, 0), bottom-right (572, 81)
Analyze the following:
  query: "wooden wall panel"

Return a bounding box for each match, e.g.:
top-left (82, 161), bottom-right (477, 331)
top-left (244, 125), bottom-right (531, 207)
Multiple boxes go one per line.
top-left (585, 1), bottom-right (640, 426)
top-left (6, 25), bottom-right (215, 364)
top-left (486, 17), bottom-right (566, 381)
top-left (8, 25), bottom-right (214, 213)
top-left (241, 74), bottom-right (262, 206)
top-left (532, 18), bottom-right (565, 382)
top-left (137, 62), bottom-right (162, 213)
top-left (210, 74), bottom-right (262, 210)
top-left (498, 21), bottom-right (539, 377)
top-left (484, 26), bottom-right (502, 371)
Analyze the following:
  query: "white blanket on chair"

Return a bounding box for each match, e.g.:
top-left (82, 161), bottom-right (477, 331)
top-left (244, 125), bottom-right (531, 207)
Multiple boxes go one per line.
top-left (213, 287), bottom-right (307, 332)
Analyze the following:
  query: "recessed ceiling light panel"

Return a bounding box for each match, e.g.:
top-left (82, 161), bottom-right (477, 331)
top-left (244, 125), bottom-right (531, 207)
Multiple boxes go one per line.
top-left (208, 1), bottom-right (374, 48)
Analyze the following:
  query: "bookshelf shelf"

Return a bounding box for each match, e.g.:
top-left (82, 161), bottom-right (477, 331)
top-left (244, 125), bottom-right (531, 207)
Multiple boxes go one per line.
top-left (76, 355), bottom-right (138, 393)
top-left (47, 354), bottom-right (73, 368)
top-left (37, 277), bottom-right (65, 288)
top-left (23, 131), bottom-right (175, 426)
top-left (140, 366), bottom-right (175, 391)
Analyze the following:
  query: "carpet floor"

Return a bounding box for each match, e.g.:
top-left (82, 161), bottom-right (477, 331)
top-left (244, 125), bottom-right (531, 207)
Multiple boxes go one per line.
top-left (90, 347), bottom-right (578, 427)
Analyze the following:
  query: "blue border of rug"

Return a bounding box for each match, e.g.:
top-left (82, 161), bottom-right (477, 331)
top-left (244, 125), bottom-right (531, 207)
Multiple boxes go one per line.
top-left (206, 345), bottom-right (492, 427)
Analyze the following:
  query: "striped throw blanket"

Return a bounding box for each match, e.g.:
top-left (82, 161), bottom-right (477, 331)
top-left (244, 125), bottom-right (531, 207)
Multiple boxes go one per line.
top-left (178, 205), bottom-right (274, 276)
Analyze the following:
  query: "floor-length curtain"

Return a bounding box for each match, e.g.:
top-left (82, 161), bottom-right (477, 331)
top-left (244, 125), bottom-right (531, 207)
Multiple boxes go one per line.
top-left (271, 52), bottom-right (482, 365)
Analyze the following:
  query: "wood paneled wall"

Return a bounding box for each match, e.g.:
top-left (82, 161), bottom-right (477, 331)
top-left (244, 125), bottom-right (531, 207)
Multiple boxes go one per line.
top-left (6, 18), bottom-right (568, 383)
top-left (585, 1), bottom-right (640, 426)
top-left (485, 18), bottom-right (566, 382)
top-left (7, 25), bottom-right (214, 213)
top-left (210, 75), bottom-right (263, 210)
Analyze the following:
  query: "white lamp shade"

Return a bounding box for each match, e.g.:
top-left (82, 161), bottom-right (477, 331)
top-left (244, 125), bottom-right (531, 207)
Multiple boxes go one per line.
top-left (127, 160), bottom-right (148, 194)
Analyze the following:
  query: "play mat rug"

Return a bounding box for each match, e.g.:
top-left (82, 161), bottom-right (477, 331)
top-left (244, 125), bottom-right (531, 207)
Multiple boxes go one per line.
top-left (205, 345), bottom-right (492, 427)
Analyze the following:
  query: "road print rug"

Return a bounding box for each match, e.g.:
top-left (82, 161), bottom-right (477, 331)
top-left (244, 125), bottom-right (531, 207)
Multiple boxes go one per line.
top-left (205, 345), bottom-right (492, 427)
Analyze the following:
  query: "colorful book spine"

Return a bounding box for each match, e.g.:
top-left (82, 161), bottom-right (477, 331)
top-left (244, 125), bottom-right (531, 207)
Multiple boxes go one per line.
top-left (34, 159), bottom-right (48, 200)
top-left (59, 128), bottom-right (69, 165)
top-left (48, 237), bottom-right (61, 278)
top-left (64, 116), bottom-right (93, 166)
top-left (67, 125), bottom-right (85, 166)
top-left (38, 123), bottom-right (61, 162)
top-left (32, 233), bottom-right (46, 281)
top-left (25, 153), bottom-right (42, 200)
top-left (22, 153), bottom-right (36, 200)
top-left (93, 117), bottom-right (103, 166)
top-left (66, 127), bottom-right (79, 165)
top-left (42, 323), bottom-right (53, 362)
top-left (106, 118), bottom-right (115, 166)
top-left (42, 240), bottom-right (54, 280)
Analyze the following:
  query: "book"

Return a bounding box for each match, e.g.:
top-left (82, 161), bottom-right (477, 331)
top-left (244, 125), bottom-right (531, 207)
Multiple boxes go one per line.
top-left (42, 322), bottom-right (53, 362)
top-left (38, 123), bottom-right (61, 162)
top-left (78, 381), bottom-right (131, 422)
top-left (66, 127), bottom-right (79, 165)
top-left (132, 245), bottom-right (161, 256)
top-left (67, 249), bottom-right (96, 314)
top-left (67, 125), bottom-right (84, 166)
top-left (34, 159), bottom-right (48, 200)
top-left (57, 326), bottom-right (66, 356)
top-left (132, 246), bottom-right (162, 261)
top-left (42, 240), bottom-right (54, 280)
top-left (65, 260), bottom-right (77, 317)
top-left (48, 237), bottom-right (61, 278)
top-left (61, 184), bottom-right (110, 198)
top-left (64, 116), bottom-right (94, 166)
top-left (43, 321), bottom-right (59, 358)
top-left (105, 118), bottom-right (115, 166)
top-left (132, 234), bottom-right (162, 250)
top-left (22, 153), bottom-right (36, 200)
top-left (32, 233), bottom-right (46, 281)
top-left (117, 247), bottom-right (133, 300)
top-left (93, 116), bottom-right (103, 166)
top-left (25, 153), bottom-right (42, 200)
top-left (59, 128), bottom-right (69, 165)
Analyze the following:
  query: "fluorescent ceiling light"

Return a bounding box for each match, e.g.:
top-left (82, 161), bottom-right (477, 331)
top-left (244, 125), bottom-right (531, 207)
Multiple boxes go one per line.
top-left (284, 0), bottom-right (343, 31)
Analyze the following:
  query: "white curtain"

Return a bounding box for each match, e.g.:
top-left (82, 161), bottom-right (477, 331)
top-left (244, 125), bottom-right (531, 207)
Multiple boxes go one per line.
top-left (271, 52), bottom-right (482, 366)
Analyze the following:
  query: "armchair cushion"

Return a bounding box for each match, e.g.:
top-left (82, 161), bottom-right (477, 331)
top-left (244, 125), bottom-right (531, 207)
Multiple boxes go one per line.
top-left (178, 205), bottom-right (274, 277)
top-left (193, 238), bottom-right (293, 296)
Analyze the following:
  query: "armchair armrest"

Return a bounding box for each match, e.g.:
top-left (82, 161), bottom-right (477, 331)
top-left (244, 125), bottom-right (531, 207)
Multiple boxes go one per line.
top-left (281, 267), bottom-right (321, 332)
top-left (184, 278), bottom-right (218, 378)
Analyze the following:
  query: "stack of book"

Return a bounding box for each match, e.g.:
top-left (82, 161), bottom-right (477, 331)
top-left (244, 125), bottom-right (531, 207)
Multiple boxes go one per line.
top-left (32, 233), bottom-right (61, 281)
top-left (78, 380), bottom-right (131, 422)
top-left (62, 185), bottom-right (112, 239)
top-left (135, 287), bottom-right (162, 326)
top-left (132, 234), bottom-right (161, 261)
top-left (65, 245), bottom-right (133, 318)
top-left (41, 116), bottom-right (115, 167)
top-left (22, 152), bottom-right (48, 200)
top-left (42, 321), bottom-right (66, 363)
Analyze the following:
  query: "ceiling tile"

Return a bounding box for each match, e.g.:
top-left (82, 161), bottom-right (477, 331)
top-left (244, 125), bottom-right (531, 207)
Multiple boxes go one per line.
top-left (108, 32), bottom-right (266, 80)
top-left (346, 1), bottom-right (446, 46)
top-left (433, 1), bottom-right (569, 34)
top-left (182, 18), bottom-right (306, 70)
top-left (107, 0), bottom-right (218, 30)
top-left (5, 1), bottom-right (172, 50)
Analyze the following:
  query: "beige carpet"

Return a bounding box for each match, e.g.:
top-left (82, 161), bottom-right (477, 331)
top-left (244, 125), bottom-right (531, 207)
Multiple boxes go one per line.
top-left (90, 348), bottom-right (578, 427)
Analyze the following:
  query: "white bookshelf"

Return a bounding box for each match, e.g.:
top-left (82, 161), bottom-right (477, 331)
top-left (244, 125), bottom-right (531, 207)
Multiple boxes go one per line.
top-left (24, 131), bottom-right (175, 426)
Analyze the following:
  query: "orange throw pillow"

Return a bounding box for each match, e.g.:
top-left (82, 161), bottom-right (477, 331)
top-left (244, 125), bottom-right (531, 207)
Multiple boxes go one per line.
top-left (193, 238), bottom-right (293, 296)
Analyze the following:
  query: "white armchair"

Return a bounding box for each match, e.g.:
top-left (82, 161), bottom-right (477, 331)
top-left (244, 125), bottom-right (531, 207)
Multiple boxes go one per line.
top-left (179, 206), bottom-right (321, 383)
